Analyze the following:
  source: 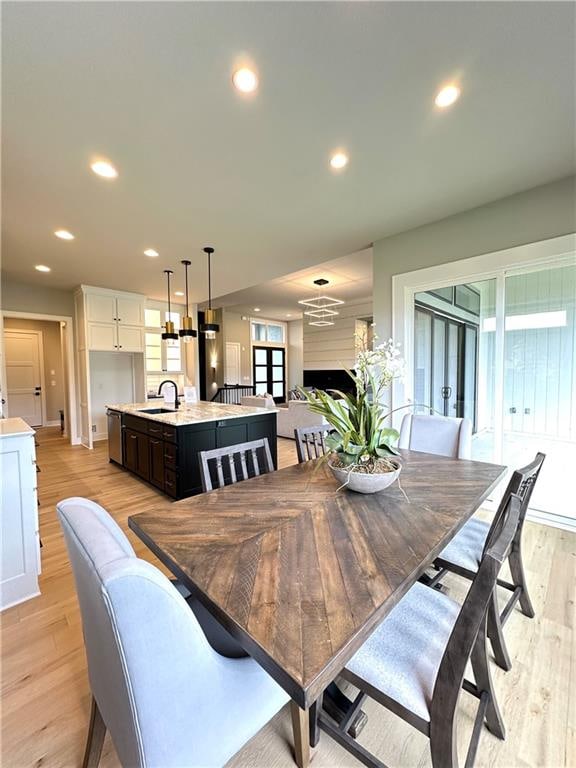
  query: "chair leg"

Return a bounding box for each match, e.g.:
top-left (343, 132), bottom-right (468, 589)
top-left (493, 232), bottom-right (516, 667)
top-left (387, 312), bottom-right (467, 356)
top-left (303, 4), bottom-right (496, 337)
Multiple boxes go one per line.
top-left (508, 541), bottom-right (535, 619)
top-left (470, 620), bottom-right (506, 741)
top-left (487, 589), bottom-right (512, 671)
top-left (82, 696), bottom-right (106, 768)
top-left (429, 710), bottom-right (458, 768)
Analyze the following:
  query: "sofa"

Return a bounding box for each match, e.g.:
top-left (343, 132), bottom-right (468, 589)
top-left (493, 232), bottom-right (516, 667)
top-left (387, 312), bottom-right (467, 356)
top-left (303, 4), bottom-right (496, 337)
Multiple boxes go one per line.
top-left (240, 395), bottom-right (328, 440)
top-left (275, 400), bottom-right (328, 440)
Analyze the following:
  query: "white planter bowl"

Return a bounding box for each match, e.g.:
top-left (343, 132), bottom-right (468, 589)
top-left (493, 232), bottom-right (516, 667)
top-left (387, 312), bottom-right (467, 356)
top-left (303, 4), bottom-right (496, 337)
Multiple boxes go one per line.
top-left (328, 458), bottom-right (401, 494)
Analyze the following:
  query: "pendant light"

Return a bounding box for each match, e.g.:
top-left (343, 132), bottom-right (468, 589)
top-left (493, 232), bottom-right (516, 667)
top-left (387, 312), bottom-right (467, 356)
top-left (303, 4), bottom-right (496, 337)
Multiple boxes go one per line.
top-left (201, 246), bottom-right (220, 339)
top-left (161, 269), bottom-right (179, 344)
top-left (299, 278), bottom-right (344, 326)
top-left (179, 259), bottom-right (197, 343)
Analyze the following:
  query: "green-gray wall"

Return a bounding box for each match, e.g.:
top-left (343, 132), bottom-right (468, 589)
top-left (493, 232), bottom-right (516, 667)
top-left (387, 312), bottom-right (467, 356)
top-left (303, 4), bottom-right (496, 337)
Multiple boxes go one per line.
top-left (373, 175), bottom-right (576, 338)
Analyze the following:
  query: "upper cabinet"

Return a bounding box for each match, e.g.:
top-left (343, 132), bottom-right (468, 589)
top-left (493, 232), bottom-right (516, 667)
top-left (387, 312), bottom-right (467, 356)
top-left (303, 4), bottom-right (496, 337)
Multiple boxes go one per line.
top-left (77, 286), bottom-right (146, 353)
top-left (86, 292), bottom-right (144, 327)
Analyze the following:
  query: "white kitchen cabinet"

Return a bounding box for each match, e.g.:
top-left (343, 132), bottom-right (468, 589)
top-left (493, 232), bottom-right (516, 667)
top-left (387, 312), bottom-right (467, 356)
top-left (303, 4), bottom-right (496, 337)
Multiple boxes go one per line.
top-left (87, 322), bottom-right (118, 351)
top-left (117, 325), bottom-right (143, 352)
top-left (86, 293), bottom-right (117, 324)
top-left (87, 293), bottom-right (143, 327)
top-left (74, 286), bottom-right (147, 447)
top-left (1, 418), bottom-right (40, 611)
top-left (116, 297), bottom-right (144, 326)
top-left (87, 322), bottom-right (142, 352)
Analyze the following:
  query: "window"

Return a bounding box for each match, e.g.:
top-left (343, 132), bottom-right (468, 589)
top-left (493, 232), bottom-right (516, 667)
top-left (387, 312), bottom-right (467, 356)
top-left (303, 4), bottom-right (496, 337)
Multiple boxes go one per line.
top-left (250, 319), bottom-right (286, 343)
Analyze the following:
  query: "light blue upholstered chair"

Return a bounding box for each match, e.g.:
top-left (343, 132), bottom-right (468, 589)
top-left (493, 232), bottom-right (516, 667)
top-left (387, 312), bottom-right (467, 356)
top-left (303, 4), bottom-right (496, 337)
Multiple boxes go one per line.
top-left (57, 497), bottom-right (289, 768)
top-left (319, 494), bottom-right (522, 768)
top-left (398, 413), bottom-right (473, 459)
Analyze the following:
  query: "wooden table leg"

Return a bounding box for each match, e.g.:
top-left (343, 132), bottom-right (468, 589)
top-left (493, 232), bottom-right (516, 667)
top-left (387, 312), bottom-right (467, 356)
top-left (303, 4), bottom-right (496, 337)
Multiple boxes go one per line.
top-left (290, 701), bottom-right (310, 768)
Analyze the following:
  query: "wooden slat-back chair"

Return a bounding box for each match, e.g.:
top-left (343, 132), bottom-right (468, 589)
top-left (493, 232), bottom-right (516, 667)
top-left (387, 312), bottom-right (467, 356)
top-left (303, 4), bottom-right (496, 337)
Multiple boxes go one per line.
top-left (430, 452), bottom-right (545, 671)
top-left (294, 424), bottom-right (333, 463)
top-left (199, 438), bottom-right (274, 492)
top-left (318, 493), bottom-right (522, 768)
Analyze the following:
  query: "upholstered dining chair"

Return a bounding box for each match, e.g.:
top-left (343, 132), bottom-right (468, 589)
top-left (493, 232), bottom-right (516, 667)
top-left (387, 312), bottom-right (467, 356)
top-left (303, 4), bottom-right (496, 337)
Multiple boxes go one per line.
top-left (430, 452), bottom-right (545, 671)
top-left (294, 424), bottom-right (333, 463)
top-left (318, 494), bottom-right (522, 768)
top-left (199, 437), bottom-right (274, 492)
top-left (57, 497), bottom-right (289, 768)
top-left (399, 413), bottom-right (473, 459)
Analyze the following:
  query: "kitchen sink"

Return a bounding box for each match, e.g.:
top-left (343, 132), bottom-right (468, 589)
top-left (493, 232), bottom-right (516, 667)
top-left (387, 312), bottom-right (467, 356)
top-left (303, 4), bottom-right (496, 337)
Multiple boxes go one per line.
top-left (137, 407), bottom-right (174, 414)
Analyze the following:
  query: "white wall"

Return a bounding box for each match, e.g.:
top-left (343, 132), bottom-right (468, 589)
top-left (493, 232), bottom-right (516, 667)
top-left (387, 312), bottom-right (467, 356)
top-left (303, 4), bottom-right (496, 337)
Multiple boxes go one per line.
top-left (1, 278), bottom-right (74, 316)
top-left (89, 351), bottom-right (135, 439)
top-left (303, 298), bottom-right (372, 370)
top-left (287, 319), bottom-right (303, 389)
top-left (373, 175), bottom-right (576, 338)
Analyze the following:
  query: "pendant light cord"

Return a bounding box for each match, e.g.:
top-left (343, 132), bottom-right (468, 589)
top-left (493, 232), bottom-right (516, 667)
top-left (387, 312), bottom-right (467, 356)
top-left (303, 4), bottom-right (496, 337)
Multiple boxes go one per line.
top-left (185, 263), bottom-right (190, 315)
top-left (207, 250), bottom-right (212, 310)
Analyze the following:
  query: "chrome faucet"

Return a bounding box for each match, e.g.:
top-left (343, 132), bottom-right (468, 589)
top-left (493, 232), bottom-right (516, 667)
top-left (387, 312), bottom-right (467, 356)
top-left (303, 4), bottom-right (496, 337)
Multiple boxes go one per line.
top-left (157, 380), bottom-right (180, 409)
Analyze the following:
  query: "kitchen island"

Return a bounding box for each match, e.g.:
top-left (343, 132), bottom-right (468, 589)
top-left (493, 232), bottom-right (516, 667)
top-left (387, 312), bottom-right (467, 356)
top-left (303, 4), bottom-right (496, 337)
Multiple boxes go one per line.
top-left (106, 401), bottom-right (277, 499)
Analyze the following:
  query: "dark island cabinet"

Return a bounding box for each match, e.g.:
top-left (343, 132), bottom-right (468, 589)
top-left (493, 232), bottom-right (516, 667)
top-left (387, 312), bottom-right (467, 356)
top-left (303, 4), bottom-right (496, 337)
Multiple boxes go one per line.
top-left (120, 411), bottom-right (277, 500)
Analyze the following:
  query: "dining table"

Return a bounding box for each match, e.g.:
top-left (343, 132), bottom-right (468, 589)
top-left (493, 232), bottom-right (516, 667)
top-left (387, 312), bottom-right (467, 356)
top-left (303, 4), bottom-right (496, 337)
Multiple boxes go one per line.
top-left (129, 448), bottom-right (506, 768)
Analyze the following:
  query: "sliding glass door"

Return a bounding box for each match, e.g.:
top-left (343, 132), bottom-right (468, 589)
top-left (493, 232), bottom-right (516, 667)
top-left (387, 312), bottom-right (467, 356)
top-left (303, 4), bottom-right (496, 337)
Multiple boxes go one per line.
top-left (500, 265), bottom-right (576, 519)
top-left (411, 261), bottom-right (576, 525)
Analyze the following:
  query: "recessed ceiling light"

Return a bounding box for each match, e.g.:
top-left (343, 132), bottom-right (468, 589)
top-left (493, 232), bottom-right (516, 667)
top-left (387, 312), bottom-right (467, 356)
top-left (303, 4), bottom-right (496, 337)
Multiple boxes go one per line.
top-left (286, 313), bottom-right (292, 317)
top-left (54, 229), bottom-right (75, 240)
top-left (174, 291), bottom-right (185, 297)
top-left (35, 264), bottom-right (51, 272)
top-left (90, 159), bottom-right (118, 179)
top-left (144, 249), bottom-right (159, 258)
top-left (330, 152), bottom-right (349, 170)
top-left (435, 84), bottom-right (461, 108)
top-left (233, 68), bottom-right (258, 94)
top-left (253, 307), bottom-right (261, 312)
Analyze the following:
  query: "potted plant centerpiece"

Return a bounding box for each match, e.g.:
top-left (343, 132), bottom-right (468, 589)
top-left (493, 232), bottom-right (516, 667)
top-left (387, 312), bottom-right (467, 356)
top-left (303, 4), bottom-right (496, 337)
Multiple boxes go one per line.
top-left (299, 339), bottom-right (405, 493)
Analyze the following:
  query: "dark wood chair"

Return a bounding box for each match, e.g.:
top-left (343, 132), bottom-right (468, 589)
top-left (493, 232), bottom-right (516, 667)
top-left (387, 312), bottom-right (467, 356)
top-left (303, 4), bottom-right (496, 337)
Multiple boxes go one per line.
top-left (199, 438), bottom-right (274, 492)
top-left (318, 493), bottom-right (523, 768)
top-left (429, 452), bottom-right (545, 671)
top-left (294, 424), bottom-right (333, 463)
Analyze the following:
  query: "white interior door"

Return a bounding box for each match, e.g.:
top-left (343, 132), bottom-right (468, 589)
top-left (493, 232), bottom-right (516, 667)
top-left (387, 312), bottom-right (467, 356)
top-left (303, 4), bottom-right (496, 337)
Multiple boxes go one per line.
top-left (225, 342), bottom-right (241, 385)
top-left (5, 330), bottom-right (44, 426)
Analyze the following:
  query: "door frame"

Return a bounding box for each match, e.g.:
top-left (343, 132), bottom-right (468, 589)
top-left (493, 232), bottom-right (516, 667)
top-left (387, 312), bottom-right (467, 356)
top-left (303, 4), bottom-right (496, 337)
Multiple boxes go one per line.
top-left (1, 311), bottom-right (79, 444)
top-left (392, 233), bottom-right (576, 530)
top-left (252, 345), bottom-right (286, 403)
top-left (4, 328), bottom-right (46, 427)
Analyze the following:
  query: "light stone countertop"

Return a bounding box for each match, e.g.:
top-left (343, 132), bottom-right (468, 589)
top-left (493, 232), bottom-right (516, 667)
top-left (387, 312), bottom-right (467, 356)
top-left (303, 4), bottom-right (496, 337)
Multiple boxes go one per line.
top-left (106, 401), bottom-right (278, 427)
top-left (0, 417), bottom-right (35, 438)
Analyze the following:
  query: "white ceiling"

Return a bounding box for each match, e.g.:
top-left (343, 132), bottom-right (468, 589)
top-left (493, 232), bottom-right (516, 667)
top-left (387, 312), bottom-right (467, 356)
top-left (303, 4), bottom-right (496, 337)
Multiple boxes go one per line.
top-left (219, 247), bottom-right (373, 321)
top-left (2, 2), bottom-right (574, 302)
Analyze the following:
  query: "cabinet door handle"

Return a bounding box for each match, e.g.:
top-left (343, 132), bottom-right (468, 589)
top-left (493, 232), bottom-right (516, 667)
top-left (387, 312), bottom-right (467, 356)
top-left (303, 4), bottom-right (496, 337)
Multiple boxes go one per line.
top-left (150, 439), bottom-right (160, 445)
top-left (130, 435), bottom-right (137, 440)
top-left (119, 345), bottom-right (123, 349)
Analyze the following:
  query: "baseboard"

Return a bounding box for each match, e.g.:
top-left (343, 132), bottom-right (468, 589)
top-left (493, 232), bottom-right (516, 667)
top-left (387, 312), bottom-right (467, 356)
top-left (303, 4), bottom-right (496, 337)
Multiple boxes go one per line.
top-left (44, 420), bottom-right (61, 428)
top-left (93, 432), bottom-right (108, 442)
top-left (526, 509), bottom-right (576, 533)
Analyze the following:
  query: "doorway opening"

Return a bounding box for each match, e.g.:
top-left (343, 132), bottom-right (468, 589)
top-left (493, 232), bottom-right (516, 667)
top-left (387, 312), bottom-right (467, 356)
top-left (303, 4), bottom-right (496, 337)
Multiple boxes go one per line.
top-left (1, 312), bottom-right (77, 443)
top-left (253, 346), bottom-right (286, 403)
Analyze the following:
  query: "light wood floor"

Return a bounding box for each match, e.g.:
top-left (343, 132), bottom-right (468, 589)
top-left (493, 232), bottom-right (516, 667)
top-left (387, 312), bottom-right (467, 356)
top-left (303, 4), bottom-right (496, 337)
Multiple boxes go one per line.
top-left (1, 428), bottom-right (574, 768)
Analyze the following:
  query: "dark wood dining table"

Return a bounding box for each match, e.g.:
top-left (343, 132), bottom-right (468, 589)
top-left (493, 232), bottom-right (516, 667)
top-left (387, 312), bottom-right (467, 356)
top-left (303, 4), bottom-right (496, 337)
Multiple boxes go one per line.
top-left (129, 449), bottom-right (506, 768)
